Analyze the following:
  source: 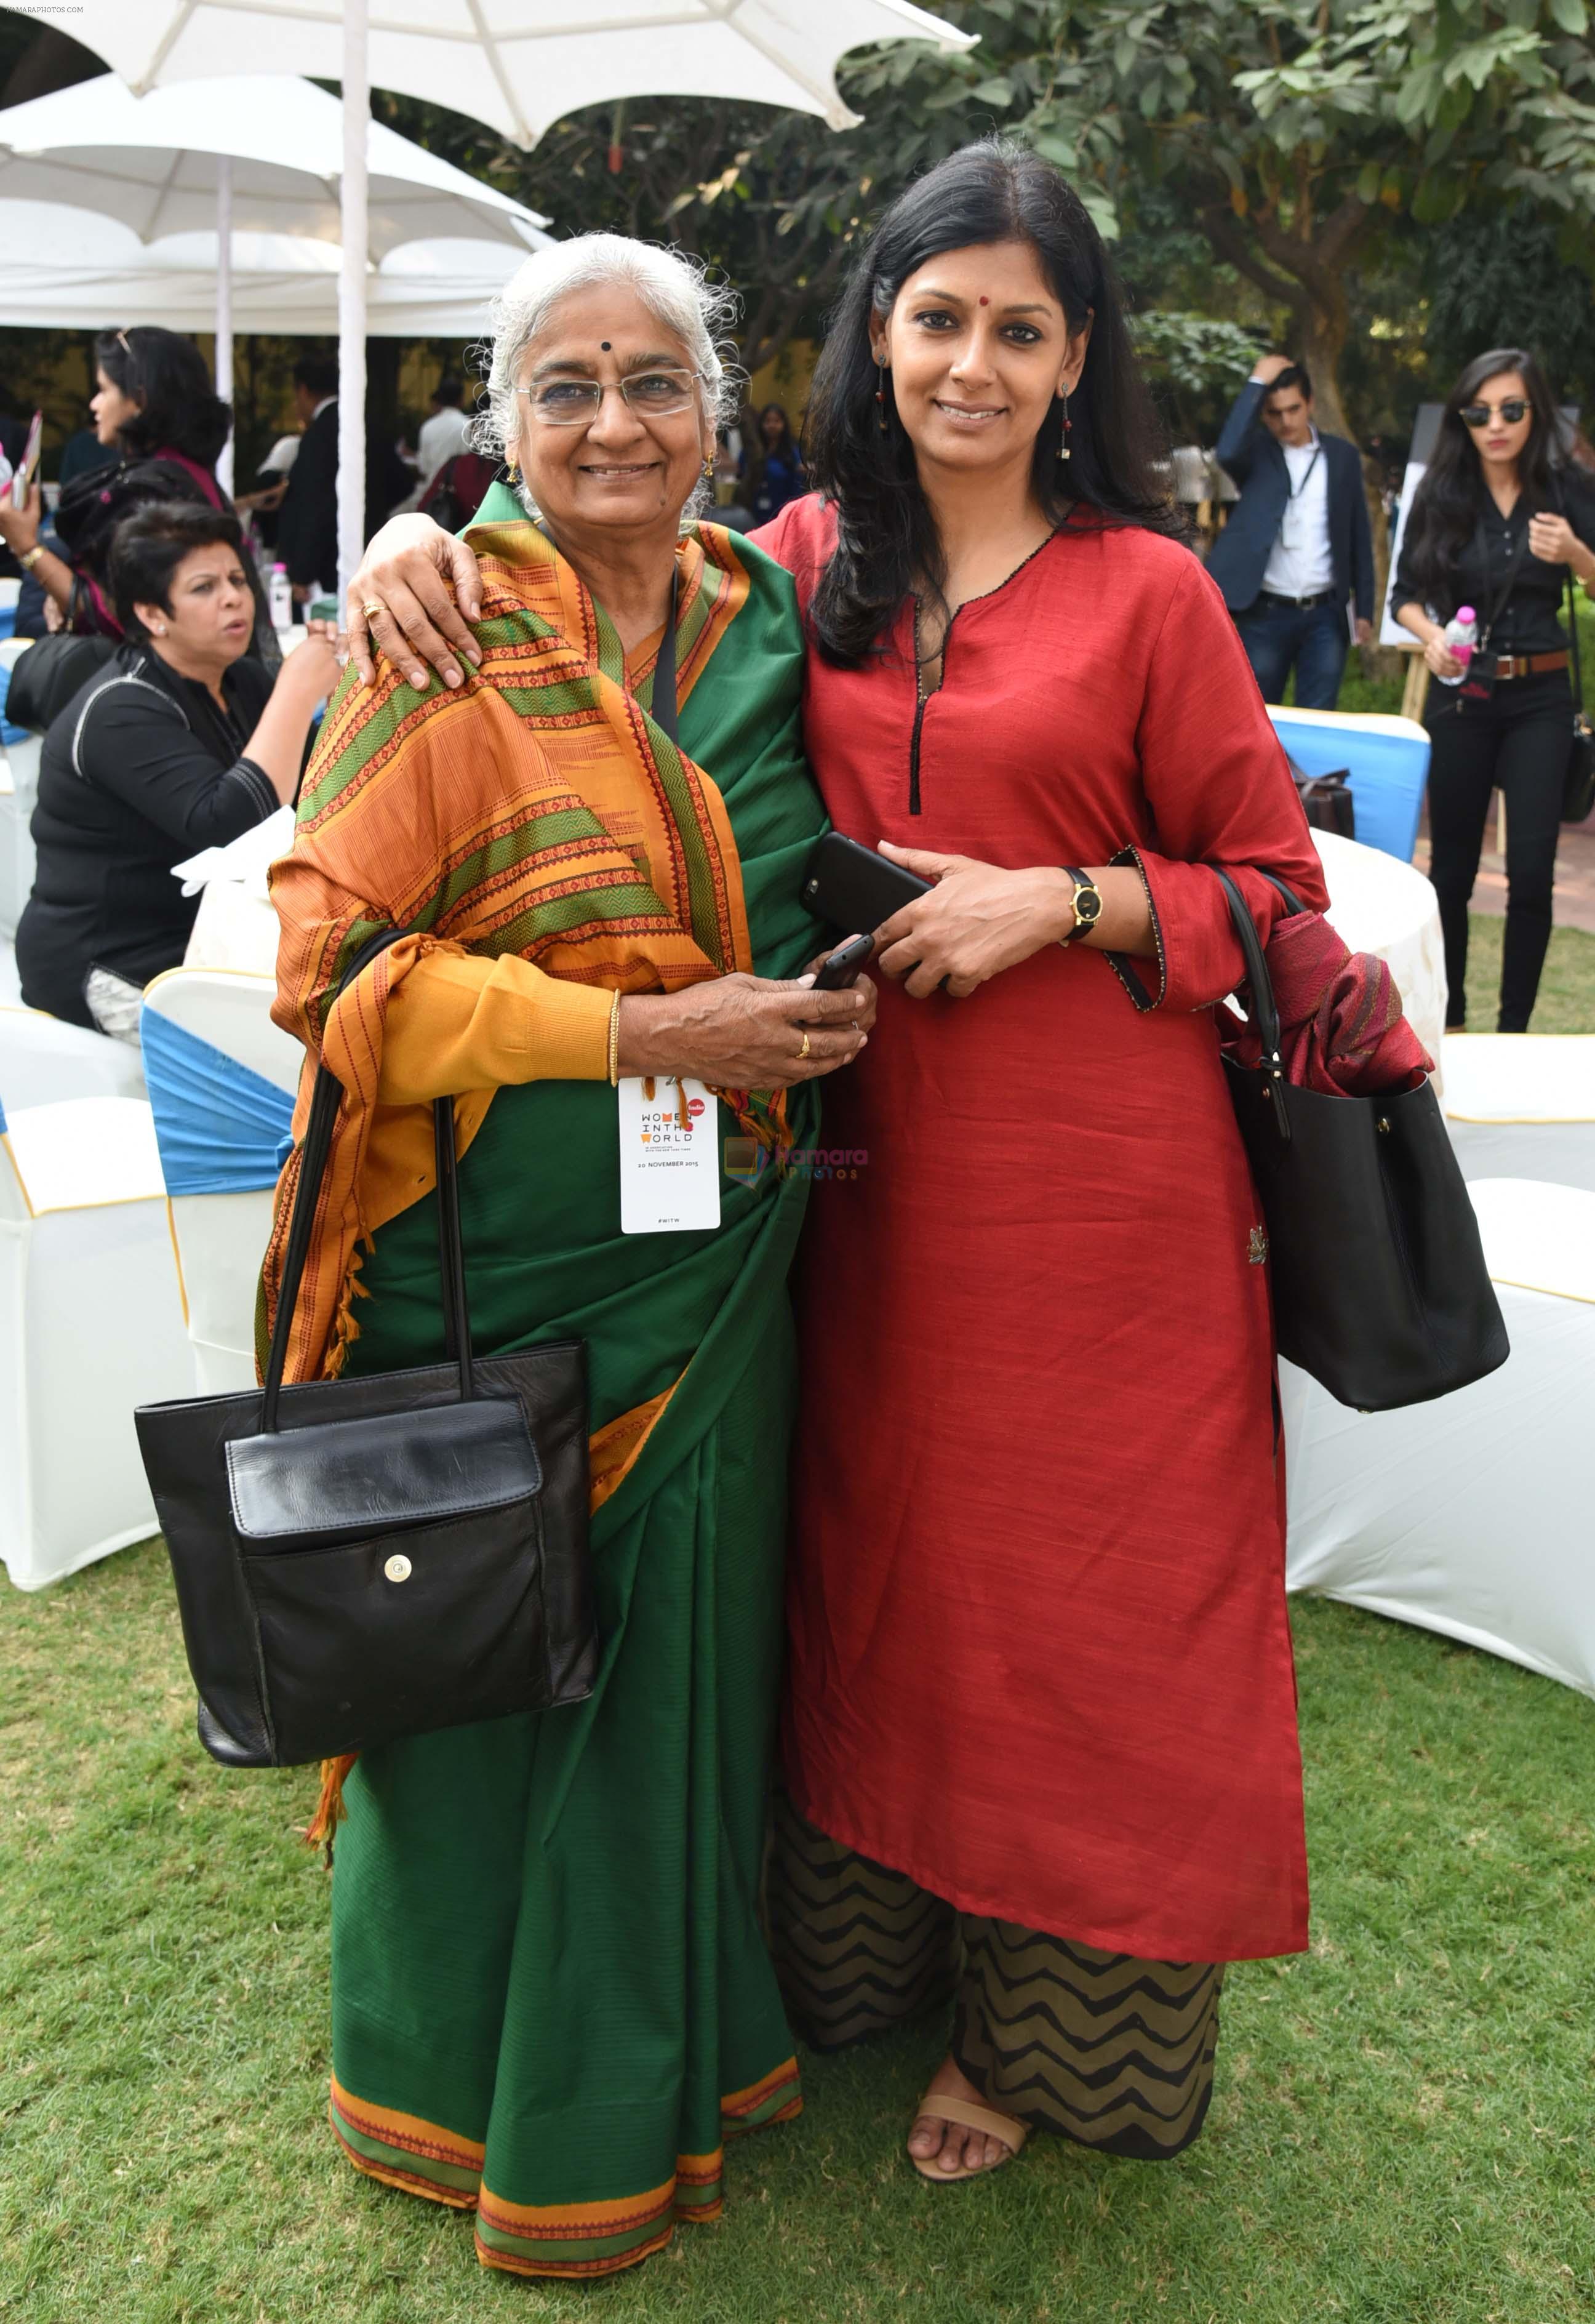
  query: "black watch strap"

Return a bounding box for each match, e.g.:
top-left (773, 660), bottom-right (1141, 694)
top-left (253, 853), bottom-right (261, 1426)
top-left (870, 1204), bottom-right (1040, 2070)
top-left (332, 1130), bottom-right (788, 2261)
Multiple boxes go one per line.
top-left (1058, 865), bottom-right (1103, 945)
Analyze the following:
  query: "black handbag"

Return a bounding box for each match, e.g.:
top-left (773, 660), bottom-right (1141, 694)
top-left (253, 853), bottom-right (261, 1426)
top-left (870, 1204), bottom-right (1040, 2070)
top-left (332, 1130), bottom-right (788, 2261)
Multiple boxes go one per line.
top-left (1216, 870), bottom-right (1509, 1411)
top-left (1562, 571), bottom-right (1594, 824)
top-left (4, 631), bottom-right (115, 733)
top-left (135, 929), bottom-right (598, 1768)
top-left (1284, 751), bottom-right (1356, 840)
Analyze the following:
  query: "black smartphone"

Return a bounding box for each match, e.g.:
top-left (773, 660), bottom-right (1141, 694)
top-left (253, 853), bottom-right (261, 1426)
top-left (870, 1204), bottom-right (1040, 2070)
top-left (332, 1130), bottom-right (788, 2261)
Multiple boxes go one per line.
top-left (810, 931), bottom-right (875, 990)
top-left (801, 832), bottom-right (930, 932)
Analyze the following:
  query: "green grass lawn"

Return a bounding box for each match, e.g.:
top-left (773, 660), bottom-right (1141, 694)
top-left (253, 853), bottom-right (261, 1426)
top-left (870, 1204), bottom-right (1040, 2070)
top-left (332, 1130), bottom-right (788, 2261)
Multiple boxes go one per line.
top-left (1466, 919), bottom-right (1595, 1033)
top-left (4, 1537), bottom-right (1594, 2324)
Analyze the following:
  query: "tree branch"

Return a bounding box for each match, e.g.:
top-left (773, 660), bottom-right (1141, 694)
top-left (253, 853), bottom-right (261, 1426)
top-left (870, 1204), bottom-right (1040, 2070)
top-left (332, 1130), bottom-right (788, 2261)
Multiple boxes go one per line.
top-left (1196, 204), bottom-right (1308, 316)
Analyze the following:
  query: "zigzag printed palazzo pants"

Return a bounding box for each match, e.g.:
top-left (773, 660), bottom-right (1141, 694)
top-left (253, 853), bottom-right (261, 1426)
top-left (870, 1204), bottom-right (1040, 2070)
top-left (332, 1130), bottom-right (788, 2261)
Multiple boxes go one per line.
top-left (767, 1795), bottom-right (1223, 2160)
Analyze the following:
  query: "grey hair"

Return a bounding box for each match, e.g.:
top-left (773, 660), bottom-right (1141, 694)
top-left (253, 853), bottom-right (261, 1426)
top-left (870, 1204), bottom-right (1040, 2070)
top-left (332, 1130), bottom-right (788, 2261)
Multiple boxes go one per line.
top-left (473, 234), bottom-right (742, 529)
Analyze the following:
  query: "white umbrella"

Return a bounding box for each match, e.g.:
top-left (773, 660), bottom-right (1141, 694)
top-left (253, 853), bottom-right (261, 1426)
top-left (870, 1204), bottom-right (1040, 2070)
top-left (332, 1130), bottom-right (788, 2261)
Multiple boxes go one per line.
top-left (0, 74), bottom-right (548, 492)
top-left (73, 0), bottom-right (977, 594)
top-left (0, 203), bottom-right (548, 337)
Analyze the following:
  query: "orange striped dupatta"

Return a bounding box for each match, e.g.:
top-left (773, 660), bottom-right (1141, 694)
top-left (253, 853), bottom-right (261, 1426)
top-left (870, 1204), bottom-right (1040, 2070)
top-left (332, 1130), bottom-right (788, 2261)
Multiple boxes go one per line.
top-left (260, 519), bottom-right (767, 1388)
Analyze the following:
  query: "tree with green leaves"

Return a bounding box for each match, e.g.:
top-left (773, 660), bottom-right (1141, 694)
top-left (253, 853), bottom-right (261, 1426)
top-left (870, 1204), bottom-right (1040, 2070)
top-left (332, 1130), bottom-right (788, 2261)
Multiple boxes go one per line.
top-left (385, 1), bottom-right (1595, 435)
top-left (999, 0), bottom-right (1595, 435)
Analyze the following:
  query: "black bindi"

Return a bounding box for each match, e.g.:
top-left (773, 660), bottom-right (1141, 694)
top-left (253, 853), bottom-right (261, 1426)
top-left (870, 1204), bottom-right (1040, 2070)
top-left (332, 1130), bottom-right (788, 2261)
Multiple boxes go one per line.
top-left (600, 341), bottom-right (612, 351)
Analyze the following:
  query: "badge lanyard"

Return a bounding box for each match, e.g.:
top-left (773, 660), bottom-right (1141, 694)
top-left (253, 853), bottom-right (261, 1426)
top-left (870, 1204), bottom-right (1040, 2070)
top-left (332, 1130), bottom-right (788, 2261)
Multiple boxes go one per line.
top-left (1278, 439), bottom-right (1323, 553)
top-left (616, 561), bottom-right (717, 1233)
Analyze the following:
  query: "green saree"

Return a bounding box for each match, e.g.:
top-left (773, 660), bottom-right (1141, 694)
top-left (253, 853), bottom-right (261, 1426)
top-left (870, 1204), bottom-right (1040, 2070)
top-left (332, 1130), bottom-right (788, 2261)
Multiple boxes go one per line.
top-left (289, 506), bottom-right (826, 2277)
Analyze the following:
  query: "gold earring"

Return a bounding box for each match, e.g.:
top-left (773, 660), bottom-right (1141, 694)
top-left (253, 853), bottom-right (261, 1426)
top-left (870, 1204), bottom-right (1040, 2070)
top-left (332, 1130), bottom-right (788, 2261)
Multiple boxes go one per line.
top-left (505, 455), bottom-right (519, 480)
top-left (701, 457), bottom-right (715, 484)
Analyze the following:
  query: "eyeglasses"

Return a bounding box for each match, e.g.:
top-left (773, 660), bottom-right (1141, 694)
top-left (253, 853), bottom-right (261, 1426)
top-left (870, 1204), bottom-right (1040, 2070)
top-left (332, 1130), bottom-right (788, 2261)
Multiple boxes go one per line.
top-left (517, 369), bottom-right (704, 426)
top-left (1460, 398), bottom-right (1530, 428)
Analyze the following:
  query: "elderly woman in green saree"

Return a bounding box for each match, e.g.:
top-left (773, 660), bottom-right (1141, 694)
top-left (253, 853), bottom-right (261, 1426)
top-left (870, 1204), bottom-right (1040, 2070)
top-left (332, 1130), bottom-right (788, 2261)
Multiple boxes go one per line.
top-left (264, 234), bottom-right (873, 2282)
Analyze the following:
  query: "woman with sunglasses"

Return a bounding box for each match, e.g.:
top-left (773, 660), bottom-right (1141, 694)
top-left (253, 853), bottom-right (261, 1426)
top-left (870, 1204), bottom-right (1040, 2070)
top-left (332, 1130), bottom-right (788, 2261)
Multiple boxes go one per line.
top-left (1393, 348), bottom-right (1595, 1031)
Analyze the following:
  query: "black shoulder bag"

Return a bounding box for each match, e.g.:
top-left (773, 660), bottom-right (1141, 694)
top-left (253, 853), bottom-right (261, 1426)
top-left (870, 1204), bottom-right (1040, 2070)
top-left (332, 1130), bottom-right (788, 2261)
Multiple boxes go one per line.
top-left (1216, 871), bottom-right (1509, 1411)
top-left (135, 927), bottom-right (598, 1768)
top-left (1562, 568), bottom-right (1593, 823)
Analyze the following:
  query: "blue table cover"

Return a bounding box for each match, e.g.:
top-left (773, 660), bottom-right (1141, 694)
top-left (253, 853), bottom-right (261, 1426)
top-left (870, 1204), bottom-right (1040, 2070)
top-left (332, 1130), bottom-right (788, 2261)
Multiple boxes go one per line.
top-left (140, 1004), bottom-right (295, 1196)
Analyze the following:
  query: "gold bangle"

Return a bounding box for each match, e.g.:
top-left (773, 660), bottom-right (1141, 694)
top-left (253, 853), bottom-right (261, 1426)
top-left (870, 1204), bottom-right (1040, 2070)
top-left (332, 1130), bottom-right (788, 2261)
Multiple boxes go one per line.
top-left (607, 989), bottom-right (622, 1087)
top-left (18, 544), bottom-right (45, 572)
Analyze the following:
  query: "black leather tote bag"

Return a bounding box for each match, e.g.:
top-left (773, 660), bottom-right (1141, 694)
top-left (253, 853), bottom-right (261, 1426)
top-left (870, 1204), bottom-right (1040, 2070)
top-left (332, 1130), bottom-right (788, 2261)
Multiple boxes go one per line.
top-left (1217, 871), bottom-right (1508, 1412)
top-left (135, 930), bottom-right (598, 1768)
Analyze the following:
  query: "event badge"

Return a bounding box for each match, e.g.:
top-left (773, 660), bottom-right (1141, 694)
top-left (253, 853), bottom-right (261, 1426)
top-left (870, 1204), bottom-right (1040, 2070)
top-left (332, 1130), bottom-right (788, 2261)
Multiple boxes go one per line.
top-left (617, 1077), bottom-right (721, 1234)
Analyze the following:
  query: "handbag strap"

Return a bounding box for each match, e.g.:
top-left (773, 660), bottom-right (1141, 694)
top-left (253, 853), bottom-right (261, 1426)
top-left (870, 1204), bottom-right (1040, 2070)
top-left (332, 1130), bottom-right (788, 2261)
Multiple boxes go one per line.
top-left (1553, 477), bottom-right (1586, 713)
top-left (1474, 497), bottom-right (1532, 655)
top-left (1214, 868), bottom-right (1305, 1143)
top-left (260, 924), bottom-right (473, 1430)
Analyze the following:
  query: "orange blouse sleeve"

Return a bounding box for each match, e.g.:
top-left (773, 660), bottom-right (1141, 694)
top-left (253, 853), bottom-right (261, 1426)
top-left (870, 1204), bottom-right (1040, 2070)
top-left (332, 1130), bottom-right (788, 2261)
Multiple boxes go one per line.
top-left (376, 948), bottom-right (613, 1104)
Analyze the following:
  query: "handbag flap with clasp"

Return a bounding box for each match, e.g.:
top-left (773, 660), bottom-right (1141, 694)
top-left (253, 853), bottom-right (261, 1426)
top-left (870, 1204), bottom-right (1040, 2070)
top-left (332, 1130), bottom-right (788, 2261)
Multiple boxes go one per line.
top-left (226, 1396), bottom-right (542, 1546)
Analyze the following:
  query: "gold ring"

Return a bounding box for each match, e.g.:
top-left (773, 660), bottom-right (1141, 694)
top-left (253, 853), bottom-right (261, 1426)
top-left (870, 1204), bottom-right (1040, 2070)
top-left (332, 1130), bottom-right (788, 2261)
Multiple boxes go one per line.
top-left (797, 1031), bottom-right (811, 1062)
top-left (361, 601), bottom-right (384, 621)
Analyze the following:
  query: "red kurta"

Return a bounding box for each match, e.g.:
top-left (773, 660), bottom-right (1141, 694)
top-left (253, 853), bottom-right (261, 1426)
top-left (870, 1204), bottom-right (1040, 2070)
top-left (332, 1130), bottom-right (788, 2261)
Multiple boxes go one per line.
top-left (754, 496), bottom-right (1329, 1963)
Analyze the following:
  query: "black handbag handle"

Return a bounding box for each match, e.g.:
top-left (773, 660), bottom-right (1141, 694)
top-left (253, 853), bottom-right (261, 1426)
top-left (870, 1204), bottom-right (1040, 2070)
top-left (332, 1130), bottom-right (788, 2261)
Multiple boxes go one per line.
top-left (1550, 473), bottom-right (1585, 714)
top-left (1214, 868), bottom-right (1306, 1144)
top-left (260, 924), bottom-right (473, 1431)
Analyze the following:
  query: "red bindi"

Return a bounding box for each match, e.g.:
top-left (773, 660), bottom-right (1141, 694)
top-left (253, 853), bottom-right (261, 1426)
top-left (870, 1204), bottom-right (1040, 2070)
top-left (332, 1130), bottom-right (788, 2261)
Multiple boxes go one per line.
top-left (978, 297), bottom-right (989, 307)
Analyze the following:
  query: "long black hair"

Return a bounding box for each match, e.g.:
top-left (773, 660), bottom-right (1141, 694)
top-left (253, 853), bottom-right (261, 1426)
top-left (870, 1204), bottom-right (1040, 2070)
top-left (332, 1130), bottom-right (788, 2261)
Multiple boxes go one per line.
top-left (805, 140), bottom-right (1177, 666)
top-left (1399, 347), bottom-right (1564, 612)
top-left (95, 326), bottom-right (231, 470)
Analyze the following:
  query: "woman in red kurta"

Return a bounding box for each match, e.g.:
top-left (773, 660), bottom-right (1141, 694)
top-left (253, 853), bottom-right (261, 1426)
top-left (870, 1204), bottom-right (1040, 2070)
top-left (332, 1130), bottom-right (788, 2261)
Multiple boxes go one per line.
top-left (754, 143), bottom-right (1327, 2181)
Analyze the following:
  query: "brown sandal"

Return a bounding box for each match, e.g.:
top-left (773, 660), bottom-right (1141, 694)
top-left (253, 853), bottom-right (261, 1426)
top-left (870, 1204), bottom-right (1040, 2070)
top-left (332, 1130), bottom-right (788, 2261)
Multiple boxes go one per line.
top-left (908, 2092), bottom-right (1028, 2182)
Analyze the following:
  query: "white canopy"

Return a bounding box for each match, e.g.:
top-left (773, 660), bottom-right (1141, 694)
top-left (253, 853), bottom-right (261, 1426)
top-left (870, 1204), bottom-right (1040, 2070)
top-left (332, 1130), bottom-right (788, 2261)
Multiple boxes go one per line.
top-left (0, 204), bottom-right (543, 337)
top-left (0, 73), bottom-right (546, 255)
top-left (72, 0), bottom-right (974, 148)
top-left (0, 74), bottom-right (547, 496)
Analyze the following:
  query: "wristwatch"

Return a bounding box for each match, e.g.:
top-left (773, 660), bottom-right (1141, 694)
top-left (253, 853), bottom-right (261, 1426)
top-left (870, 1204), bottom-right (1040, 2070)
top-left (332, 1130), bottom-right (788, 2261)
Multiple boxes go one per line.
top-left (1057, 865), bottom-right (1104, 945)
top-left (17, 544), bottom-right (44, 572)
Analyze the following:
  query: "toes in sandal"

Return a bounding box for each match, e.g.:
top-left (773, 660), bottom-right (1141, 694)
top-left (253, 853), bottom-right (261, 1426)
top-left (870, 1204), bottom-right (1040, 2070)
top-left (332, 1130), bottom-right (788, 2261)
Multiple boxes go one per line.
top-left (909, 2093), bottom-right (1028, 2183)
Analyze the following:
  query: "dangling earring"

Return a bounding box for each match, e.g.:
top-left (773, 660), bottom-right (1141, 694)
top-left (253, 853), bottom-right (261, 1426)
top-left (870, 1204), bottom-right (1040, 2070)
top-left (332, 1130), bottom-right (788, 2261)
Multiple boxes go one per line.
top-left (1057, 385), bottom-right (1072, 463)
top-left (701, 456), bottom-right (715, 484)
top-left (505, 453), bottom-right (519, 481)
top-left (876, 357), bottom-right (889, 435)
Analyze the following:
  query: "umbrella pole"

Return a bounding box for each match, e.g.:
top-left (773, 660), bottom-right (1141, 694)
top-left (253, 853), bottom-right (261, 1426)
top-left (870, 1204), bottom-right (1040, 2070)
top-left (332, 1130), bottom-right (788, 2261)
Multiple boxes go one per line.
top-left (215, 156), bottom-right (234, 499)
top-left (338, 0), bottom-right (370, 612)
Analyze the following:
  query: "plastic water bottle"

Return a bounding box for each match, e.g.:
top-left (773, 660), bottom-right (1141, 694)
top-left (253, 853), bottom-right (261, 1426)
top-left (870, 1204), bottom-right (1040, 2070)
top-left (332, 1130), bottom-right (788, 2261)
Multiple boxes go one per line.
top-left (267, 563), bottom-right (293, 630)
top-left (1436, 605), bottom-right (1477, 686)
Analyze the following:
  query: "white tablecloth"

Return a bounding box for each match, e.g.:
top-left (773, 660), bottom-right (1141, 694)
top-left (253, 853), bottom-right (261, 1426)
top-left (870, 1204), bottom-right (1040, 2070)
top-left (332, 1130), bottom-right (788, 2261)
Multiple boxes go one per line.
top-left (1309, 827), bottom-right (1447, 1076)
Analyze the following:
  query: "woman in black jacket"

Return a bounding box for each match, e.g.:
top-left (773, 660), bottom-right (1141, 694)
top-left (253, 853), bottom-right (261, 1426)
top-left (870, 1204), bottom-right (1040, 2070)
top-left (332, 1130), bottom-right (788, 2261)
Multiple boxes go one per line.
top-left (15, 502), bottom-right (338, 1032)
top-left (1394, 347), bottom-right (1595, 1031)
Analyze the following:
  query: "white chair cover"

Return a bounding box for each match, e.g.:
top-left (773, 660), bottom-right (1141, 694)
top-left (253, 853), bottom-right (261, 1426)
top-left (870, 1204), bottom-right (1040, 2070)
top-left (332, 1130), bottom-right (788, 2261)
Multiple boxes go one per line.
top-left (0, 1093), bottom-right (192, 1589)
top-left (0, 732), bottom-right (41, 941)
top-left (0, 1003), bottom-right (146, 1108)
top-left (141, 968), bottom-right (302, 1394)
top-left (1284, 1177), bottom-right (1595, 1697)
top-left (176, 804), bottom-right (293, 977)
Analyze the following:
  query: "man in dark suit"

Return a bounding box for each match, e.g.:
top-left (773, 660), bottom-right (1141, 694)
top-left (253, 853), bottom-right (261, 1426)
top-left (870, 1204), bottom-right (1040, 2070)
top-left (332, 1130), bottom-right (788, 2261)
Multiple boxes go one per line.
top-left (274, 355), bottom-right (340, 605)
top-left (1206, 353), bottom-right (1375, 708)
